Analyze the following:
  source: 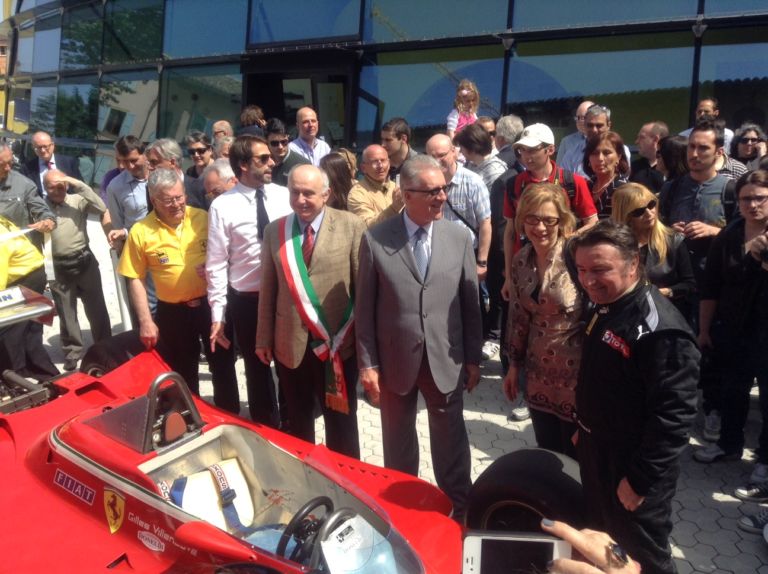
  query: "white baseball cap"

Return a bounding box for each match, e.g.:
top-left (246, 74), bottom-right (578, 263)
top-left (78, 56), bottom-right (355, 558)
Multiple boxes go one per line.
top-left (514, 123), bottom-right (555, 148)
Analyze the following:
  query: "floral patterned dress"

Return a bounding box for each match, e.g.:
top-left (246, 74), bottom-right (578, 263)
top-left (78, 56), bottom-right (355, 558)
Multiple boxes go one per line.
top-left (507, 238), bottom-right (583, 421)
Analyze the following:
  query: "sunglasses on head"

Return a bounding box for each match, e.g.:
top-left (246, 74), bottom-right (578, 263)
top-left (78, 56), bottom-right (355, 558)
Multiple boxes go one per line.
top-left (629, 199), bottom-right (657, 218)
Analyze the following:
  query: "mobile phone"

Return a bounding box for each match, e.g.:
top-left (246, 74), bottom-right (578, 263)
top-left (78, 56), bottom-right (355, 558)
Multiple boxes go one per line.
top-left (463, 531), bottom-right (571, 574)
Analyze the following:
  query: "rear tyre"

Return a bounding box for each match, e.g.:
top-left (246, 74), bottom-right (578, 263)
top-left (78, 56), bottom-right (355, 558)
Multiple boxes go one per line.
top-left (79, 331), bottom-right (145, 378)
top-left (465, 448), bottom-right (586, 531)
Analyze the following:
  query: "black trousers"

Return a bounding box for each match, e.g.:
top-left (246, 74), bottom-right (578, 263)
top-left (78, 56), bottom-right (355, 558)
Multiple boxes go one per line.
top-left (717, 327), bottom-right (768, 460)
top-left (379, 351), bottom-right (472, 517)
top-left (155, 298), bottom-right (238, 411)
top-left (275, 346), bottom-right (360, 459)
top-left (577, 432), bottom-right (679, 574)
top-left (227, 287), bottom-right (278, 427)
top-left (530, 408), bottom-right (578, 460)
top-left (0, 267), bottom-right (58, 380)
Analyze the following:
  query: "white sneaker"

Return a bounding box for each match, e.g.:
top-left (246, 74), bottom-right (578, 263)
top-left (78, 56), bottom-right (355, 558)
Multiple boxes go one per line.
top-left (750, 463), bottom-right (768, 484)
top-left (508, 404), bottom-right (531, 422)
top-left (703, 410), bottom-right (721, 442)
top-left (482, 341), bottom-right (500, 361)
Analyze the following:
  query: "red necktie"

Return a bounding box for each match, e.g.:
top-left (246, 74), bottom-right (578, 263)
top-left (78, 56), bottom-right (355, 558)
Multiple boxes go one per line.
top-left (303, 225), bottom-right (315, 266)
top-left (46, 161), bottom-right (53, 169)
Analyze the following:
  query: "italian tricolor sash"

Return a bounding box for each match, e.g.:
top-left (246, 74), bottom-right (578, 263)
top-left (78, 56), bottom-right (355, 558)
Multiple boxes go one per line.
top-left (278, 214), bottom-right (354, 414)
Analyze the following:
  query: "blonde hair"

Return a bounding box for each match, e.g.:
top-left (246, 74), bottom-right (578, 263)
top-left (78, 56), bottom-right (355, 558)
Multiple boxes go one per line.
top-left (611, 182), bottom-right (673, 264)
top-left (335, 147), bottom-right (358, 177)
top-left (515, 182), bottom-right (576, 238)
top-left (454, 79), bottom-right (480, 114)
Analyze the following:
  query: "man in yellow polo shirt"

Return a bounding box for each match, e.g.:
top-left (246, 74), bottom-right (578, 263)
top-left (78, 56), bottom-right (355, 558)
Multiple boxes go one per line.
top-left (0, 216), bottom-right (58, 379)
top-left (118, 168), bottom-right (237, 404)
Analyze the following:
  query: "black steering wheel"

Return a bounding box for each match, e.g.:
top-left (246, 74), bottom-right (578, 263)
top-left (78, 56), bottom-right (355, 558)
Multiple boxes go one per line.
top-left (276, 496), bottom-right (334, 563)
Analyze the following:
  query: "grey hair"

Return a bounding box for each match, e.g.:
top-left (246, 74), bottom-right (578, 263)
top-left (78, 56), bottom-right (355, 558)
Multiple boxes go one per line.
top-left (148, 168), bottom-right (182, 196)
top-left (586, 104), bottom-right (611, 121)
top-left (495, 115), bottom-right (524, 145)
top-left (287, 164), bottom-right (330, 192)
top-left (213, 136), bottom-right (234, 158)
top-left (202, 158), bottom-right (235, 181)
top-left (146, 138), bottom-right (183, 164)
top-left (399, 155), bottom-right (441, 190)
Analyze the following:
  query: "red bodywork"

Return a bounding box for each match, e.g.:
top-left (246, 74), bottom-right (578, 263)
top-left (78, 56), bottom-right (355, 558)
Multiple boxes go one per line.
top-left (0, 352), bottom-right (462, 572)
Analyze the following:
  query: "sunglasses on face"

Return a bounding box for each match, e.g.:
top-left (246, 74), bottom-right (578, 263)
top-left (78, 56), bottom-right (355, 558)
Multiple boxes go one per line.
top-left (253, 153), bottom-right (272, 164)
top-left (629, 199), bottom-right (657, 218)
top-left (405, 185), bottom-right (447, 196)
top-left (741, 137), bottom-right (761, 144)
top-left (188, 147), bottom-right (210, 156)
top-left (269, 139), bottom-right (290, 148)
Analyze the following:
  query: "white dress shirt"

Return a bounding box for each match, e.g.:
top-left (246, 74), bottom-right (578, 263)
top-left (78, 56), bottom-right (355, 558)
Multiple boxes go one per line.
top-left (206, 181), bottom-right (291, 322)
top-left (403, 211), bottom-right (433, 262)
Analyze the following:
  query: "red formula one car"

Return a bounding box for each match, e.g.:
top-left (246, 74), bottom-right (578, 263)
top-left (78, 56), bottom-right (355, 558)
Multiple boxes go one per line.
top-left (0, 294), bottom-right (584, 573)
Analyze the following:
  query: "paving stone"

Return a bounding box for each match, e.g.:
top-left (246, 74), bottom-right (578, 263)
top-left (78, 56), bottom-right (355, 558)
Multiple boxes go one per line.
top-left (671, 520), bottom-right (699, 548)
top-left (714, 553), bottom-right (763, 571)
top-left (674, 559), bottom-right (694, 574)
top-left (675, 545), bottom-right (718, 572)
top-left (694, 529), bottom-right (740, 556)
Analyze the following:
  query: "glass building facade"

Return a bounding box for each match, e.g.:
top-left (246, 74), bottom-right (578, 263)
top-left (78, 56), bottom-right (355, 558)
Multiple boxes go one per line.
top-left (2, 0), bottom-right (767, 187)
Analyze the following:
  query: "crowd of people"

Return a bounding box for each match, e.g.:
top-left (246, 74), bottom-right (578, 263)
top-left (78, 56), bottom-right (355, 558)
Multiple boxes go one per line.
top-left (2, 81), bottom-right (768, 574)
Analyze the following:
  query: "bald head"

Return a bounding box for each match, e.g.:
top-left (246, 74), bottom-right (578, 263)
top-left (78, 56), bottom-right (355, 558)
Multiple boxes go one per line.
top-left (288, 164), bottom-right (330, 223)
top-left (32, 131), bottom-right (55, 162)
top-left (425, 133), bottom-right (458, 180)
top-left (43, 169), bottom-right (68, 204)
top-left (296, 107), bottom-right (319, 143)
top-left (575, 100), bottom-right (595, 135)
top-left (361, 144), bottom-right (390, 183)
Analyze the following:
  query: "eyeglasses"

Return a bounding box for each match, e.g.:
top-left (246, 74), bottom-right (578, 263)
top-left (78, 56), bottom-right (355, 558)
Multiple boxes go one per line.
top-left (147, 158), bottom-right (164, 167)
top-left (253, 153), bottom-right (272, 164)
top-left (269, 139), bottom-right (290, 148)
top-left (629, 199), bottom-right (657, 218)
top-left (574, 115), bottom-right (586, 122)
top-left (188, 147), bottom-right (210, 156)
top-left (741, 137), bottom-right (761, 144)
top-left (738, 195), bottom-right (768, 205)
top-left (34, 144), bottom-right (52, 151)
top-left (404, 185), bottom-right (447, 196)
top-left (157, 195), bottom-right (185, 207)
top-left (523, 214), bottom-right (560, 227)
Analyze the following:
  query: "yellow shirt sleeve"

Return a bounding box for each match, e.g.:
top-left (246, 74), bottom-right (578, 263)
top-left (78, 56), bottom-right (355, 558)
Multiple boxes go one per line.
top-left (117, 225), bottom-right (147, 280)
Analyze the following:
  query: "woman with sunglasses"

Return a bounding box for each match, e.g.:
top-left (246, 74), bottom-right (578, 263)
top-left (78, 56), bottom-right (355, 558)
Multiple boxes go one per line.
top-left (730, 123), bottom-right (767, 170)
top-left (583, 131), bottom-right (630, 219)
top-left (611, 183), bottom-right (695, 320)
top-left (184, 131), bottom-right (214, 179)
top-left (504, 182), bottom-right (582, 457)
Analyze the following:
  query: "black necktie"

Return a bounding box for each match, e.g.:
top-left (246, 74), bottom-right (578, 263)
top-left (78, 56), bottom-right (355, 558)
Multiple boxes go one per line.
top-left (256, 187), bottom-right (269, 240)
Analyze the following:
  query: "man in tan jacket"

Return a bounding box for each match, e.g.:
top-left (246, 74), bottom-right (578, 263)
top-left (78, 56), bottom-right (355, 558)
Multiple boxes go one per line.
top-left (347, 144), bottom-right (403, 227)
top-left (256, 165), bottom-right (364, 458)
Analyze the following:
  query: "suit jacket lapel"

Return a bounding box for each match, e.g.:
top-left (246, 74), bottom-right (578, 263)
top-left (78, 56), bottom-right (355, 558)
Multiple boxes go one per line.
top-left (382, 214), bottom-right (423, 283)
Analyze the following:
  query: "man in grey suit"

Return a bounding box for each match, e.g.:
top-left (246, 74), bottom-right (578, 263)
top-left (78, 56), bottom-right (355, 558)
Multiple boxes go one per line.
top-left (356, 155), bottom-right (482, 518)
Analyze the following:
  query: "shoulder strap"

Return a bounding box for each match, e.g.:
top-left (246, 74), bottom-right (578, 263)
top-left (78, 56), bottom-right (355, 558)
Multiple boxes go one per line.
top-left (559, 168), bottom-right (576, 200)
top-left (722, 179), bottom-right (737, 223)
top-left (445, 197), bottom-right (479, 236)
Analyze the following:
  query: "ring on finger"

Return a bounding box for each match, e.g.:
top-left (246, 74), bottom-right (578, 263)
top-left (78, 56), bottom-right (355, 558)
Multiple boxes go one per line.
top-left (605, 542), bottom-right (629, 569)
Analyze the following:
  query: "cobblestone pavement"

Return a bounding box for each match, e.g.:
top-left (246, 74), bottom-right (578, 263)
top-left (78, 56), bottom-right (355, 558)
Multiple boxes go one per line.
top-left (39, 219), bottom-right (768, 573)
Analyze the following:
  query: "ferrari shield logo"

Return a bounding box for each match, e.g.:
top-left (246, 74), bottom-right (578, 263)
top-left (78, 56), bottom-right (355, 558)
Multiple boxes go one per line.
top-left (104, 488), bottom-right (125, 534)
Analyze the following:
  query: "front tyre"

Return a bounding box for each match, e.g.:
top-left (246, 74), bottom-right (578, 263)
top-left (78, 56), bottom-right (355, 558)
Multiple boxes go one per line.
top-left (465, 448), bottom-right (586, 531)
